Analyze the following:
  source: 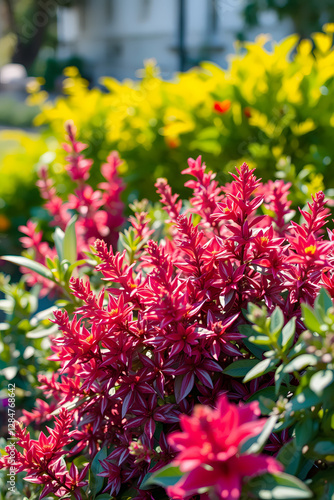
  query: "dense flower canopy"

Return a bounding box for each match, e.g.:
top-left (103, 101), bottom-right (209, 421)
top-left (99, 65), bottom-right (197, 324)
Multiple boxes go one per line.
top-left (2, 137), bottom-right (334, 499)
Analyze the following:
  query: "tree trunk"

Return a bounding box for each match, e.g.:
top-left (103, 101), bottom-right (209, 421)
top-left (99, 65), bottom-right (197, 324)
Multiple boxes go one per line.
top-left (11, 0), bottom-right (54, 70)
top-left (2, 0), bottom-right (17, 32)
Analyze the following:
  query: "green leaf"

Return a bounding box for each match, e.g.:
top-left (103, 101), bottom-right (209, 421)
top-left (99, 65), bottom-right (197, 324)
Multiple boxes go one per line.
top-left (276, 440), bottom-right (301, 476)
top-left (301, 303), bottom-right (322, 333)
top-left (279, 317), bottom-right (296, 352)
top-left (247, 386), bottom-right (277, 403)
top-left (73, 455), bottom-right (90, 469)
top-left (1, 366), bottom-right (18, 380)
top-left (242, 415), bottom-right (278, 454)
top-left (45, 255), bottom-right (56, 271)
top-left (243, 358), bottom-right (279, 383)
top-left (248, 334), bottom-right (272, 345)
top-left (196, 126), bottom-right (220, 140)
top-left (309, 369), bottom-right (334, 395)
top-left (66, 259), bottom-right (87, 276)
top-left (289, 388), bottom-right (322, 413)
top-left (142, 464), bottom-right (182, 489)
top-left (283, 354), bottom-right (318, 373)
top-left (270, 306), bottom-right (284, 338)
top-left (308, 438), bottom-right (334, 460)
top-left (246, 472), bottom-right (313, 499)
top-left (30, 306), bottom-right (58, 327)
top-left (139, 471), bottom-right (156, 491)
top-left (223, 359), bottom-right (259, 378)
top-left (0, 298), bottom-right (13, 314)
top-left (287, 338), bottom-right (307, 359)
top-left (26, 324), bottom-right (59, 339)
top-left (243, 339), bottom-right (268, 359)
top-left (239, 324), bottom-right (268, 357)
top-left (2, 256), bottom-right (53, 280)
top-left (190, 139), bottom-right (221, 155)
top-left (17, 319), bottom-right (31, 331)
top-left (51, 396), bottom-right (90, 416)
top-left (295, 419), bottom-right (318, 450)
top-left (297, 458), bottom-right (314, 482)
top-left (275, 364), bottom-right (289, 395)
top-left (314, 288), bottom-right (333, 319)
top-left (95, 495), bottom-right (113, 500)
top-left (238, 324), bottom-right (256, 337)
top-left (89, 447), bottom-right (108, 498)
top-left (246, 387), bottom-right (277, 415)
top-left (322, 409), bottom-right (334, 436)
top-left (53, 227), bottom-right (65, 262)
top-left (63, 215), bottom-right (78, 264)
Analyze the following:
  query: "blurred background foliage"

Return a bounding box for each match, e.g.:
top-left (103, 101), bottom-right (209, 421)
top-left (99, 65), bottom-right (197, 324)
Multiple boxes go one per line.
top-left (0, 0), bottom-right (72, 70)
top-left (243, 0), bottom-right (334, 39)
top-left (2, 2), bottom-right (334, 257)
top-left (2, 27), bottom-right (334, 255)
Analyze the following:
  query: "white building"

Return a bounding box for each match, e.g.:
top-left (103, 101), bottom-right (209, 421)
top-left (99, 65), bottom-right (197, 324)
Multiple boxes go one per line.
top-left (56, 0), bottom-right (293, 82)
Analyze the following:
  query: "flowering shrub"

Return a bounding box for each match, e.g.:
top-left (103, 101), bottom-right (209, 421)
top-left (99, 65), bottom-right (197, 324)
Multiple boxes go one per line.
top-left (0, 122), bottom-right (124, 421)
top-left (1, 144), bottom-right (334, 498)
top-left (7, 120), bottom-right (124, 297)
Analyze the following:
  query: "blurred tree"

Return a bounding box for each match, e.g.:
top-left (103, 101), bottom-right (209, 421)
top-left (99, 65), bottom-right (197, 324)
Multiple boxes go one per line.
top-left (0, 0), bottom-right (72, 70)
top-left (0, 33), bottom-right (17, 66)
top-left (243, 0), bottom-right (334, 38)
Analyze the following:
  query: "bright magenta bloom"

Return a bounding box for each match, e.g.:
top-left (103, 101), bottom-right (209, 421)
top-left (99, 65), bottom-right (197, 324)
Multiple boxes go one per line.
top-left (167, 395), bottom-right (283, 499)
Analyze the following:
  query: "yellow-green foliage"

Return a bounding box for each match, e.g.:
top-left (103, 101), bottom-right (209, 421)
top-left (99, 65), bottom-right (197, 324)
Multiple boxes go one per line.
top-left (0, 131), bottom-right (56, 250)
top-left (3, 26), bottom-right (334, 221)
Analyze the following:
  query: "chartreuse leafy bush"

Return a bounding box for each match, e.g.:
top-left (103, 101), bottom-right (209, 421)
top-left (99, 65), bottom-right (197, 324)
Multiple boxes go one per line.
top-left (3, 24), bottom-right (334, 245)
top-left (1, 126), bottom-right (334, 499)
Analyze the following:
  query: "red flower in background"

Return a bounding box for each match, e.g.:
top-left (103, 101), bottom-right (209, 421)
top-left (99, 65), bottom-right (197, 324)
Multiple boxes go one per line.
top-left (167, 395), bottom-right (282, 499)
top-left (213, 99), bottom-right (231, 114)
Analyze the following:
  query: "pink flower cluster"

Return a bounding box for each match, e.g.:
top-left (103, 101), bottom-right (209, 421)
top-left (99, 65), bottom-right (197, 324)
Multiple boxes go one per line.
top-left (168, 395), bottom-right (282, 499)
top-left (19, 121), bottom-right (125, 295)
top-left (7, 155), bottom-right (334, 498)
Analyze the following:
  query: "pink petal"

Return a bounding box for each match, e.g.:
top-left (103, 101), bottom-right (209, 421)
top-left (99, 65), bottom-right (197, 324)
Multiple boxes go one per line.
top-left (167, 466), bottom-right (217, 498)
top-left (216, 473), bottom-right (241, 500)
top-left (235, 454), bottom-right (283, 478)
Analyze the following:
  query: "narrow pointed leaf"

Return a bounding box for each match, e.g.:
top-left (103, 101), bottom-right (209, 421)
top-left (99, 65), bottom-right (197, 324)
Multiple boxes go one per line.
top-left (224, 359), bottom-right (259, 378)
top-left (142, 464), bottom-right (182, 489)
top-left (53, 227), bottom-right (65, 262)
top-left (89, 447), bottom-right (108, 498)
top-left (270, 306), bottom-right (284, 338)
top-left (283, 354), bottom-right (317, 373)
top-left (243, 358), bottom-right (279, 383)
top-left (2, 256), bottom-right (53, 280)
top-left (63, 215), bottom-right (78, 264)
top-left (301, 303), bottom-right (322, 333)
top-left (279, 317), bottom-right (296, 351)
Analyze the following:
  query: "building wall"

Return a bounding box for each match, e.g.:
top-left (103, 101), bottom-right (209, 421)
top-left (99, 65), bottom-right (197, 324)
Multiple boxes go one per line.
top-left (57, 0), bottom-right (293, 82)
